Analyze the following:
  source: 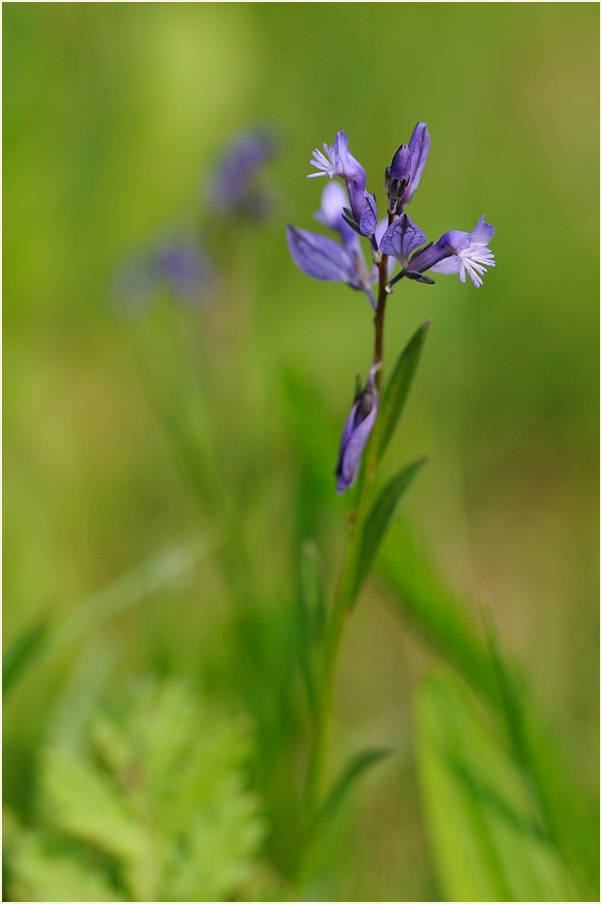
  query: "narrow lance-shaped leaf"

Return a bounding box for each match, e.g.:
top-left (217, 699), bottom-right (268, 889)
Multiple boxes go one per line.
top-left (376, 320), bottom-right (431, 463)
top-left (352, 457), bottom-right (426, 602)
top-left (3, 622), bottom-right (48, 697)
top-left (311, 747), bottom-right (392, 835)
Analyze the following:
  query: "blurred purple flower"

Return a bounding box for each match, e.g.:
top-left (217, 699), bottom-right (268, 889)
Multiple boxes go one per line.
top-left (155, 238), bottom-right (217, 304)
top-left (206, 129), bottom-right (277, 219)
top-left (335, 363), bottom-right (379, 494)
top-left (308, 131), bottom-right (377, 237)
top-left (114, 236), bottom-right (216, 313)
top-left (286, 183), bottom-right (377, 309)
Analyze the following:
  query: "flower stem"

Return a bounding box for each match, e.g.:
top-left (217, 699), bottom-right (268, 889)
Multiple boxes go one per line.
top-left (303, 233), bottom-right (393, 818)
top-left (373, 212), bottom-right (394, 393)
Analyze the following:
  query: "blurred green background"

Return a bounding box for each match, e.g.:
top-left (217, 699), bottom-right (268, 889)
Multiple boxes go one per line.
top-left (4, 3), bottom-right (599, 901)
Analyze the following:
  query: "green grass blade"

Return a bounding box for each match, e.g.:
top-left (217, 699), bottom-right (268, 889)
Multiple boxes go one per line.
top-left (381, 532), bottom-right (598, 900)
top-left (376, 319), bottom-right (431, 463)
top-left (4, 537), bottom-right (214, 697)
top-left (3, 622), bottom-right (49, 697)
top-left (313, 747), bottom-right (393, 832)
top-left (415, 672), bottom-right (580, 902)
top-left (482, 606), bottom-right (600, 899)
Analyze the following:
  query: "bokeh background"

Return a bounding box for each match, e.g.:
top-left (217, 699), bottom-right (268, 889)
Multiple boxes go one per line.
top-left (4, 3), bottom-right (599, 902)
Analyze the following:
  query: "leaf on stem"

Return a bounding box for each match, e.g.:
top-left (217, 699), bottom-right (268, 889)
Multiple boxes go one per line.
top-left (376, 320), bottom-right (431, 463)
top-left (3, 622), bottom-right (48, 697)
top-left (352, 458), bottom-right (426, 602)
top-left (311, 747), bottom-right (392, 834)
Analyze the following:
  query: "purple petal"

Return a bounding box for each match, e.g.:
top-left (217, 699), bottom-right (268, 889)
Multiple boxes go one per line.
top-left (402, 122), bottom-right (430, 206)
top-left (428, 256), bottom-right (461, 275)
top-left (334, 131), bottom-right (366, 190)
top-left (314, 181), bottom-right (359, 250)
top-left (469, 215), bottom-right (495, 244)
top-left (333, 131), bottom-right (369, 225)
top-left (409, 237), bottom-right (454, 273)
top-left (390, 144), bottom-right (411, 184)
top-left (335, 364), bottom-right (379, 494)
top-left (380, 214), bottom-right (427, 266)
top-left (286, 225), bottom-right (357, 284)
top-left (359, 192), bottom-right (378, 237)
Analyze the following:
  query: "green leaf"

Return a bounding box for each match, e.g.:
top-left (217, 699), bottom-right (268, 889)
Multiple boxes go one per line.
top-left (3, 621), bottom-right (48, 696)
top-left (415, 672), bottom-right (579, 902)
top-left (9, 829), bottom-right (120, 902)
top-left (312, 747), bottom-right (392, 834)
top-left (381, 526), bottom-right (599, 900)
top-left (10, 678), bottom-right (267, 903)
top-left (294, 747), bottom-right (393, 891)
top-left (3, 538), bottom-right (213, 696)
top-left (41, 748), bottom-right (145, 863)
top-left (481, 606), bottom-right (600, 899)
top-left (353, 458), bottom-right (426, 601)
top-left (376, 319), bottom-right (431, 462)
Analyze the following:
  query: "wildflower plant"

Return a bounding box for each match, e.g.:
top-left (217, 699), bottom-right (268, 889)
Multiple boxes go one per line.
top-left (287, 124), bottom-right (496, 822)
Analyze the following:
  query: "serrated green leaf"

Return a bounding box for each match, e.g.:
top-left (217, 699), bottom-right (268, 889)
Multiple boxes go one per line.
top-left (9, 829), bottom-right (120, 902)
top-left (353, 458), bottom-right (426, 600)
top-left (376, 319), bottom-right (431, 462)
top-left (312, 747), bottom-right (392, 833)
top-left (41, 748), bottom-right (145, 863)
top-left (415, 672), bottom-right (579, 902)
top-left (3, 621), bottom-right (48, 696)
top-left (12, 678), bottom-right (267, 903)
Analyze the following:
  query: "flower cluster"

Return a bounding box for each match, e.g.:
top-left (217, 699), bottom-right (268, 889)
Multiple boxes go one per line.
top-left (287, 124), bottom-right (495, 492)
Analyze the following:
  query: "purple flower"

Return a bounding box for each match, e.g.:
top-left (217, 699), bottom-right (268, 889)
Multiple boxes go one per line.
top-left (286, 183), bottom-right (377, 309)
top-left (381, 214), bottom-right (495, 288)
top-left (314, 180), bottom-right (358, 250)
top-left (402, 122), bottom-right (430, 208)
top-left (336, 364), bottom-right (379, 494)
top-left (409, 216), bottom-right (496, 287)
top-left (206, 128), bottom-right (277, 219)
top-left (386, 123), bottom-right (430, 214)
top-left (308, 131), bottom-right (377, 237)
top-left (380, 214), bottom-right (428, 269)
